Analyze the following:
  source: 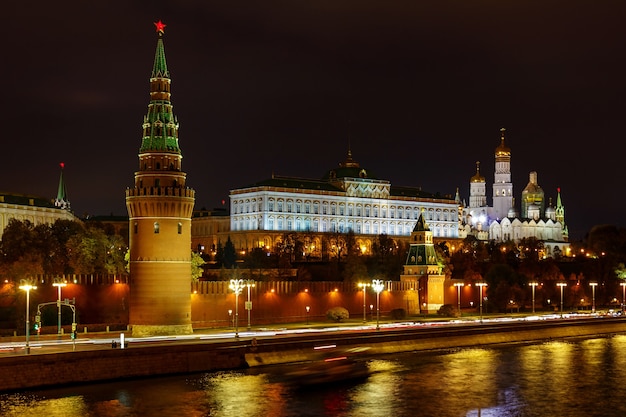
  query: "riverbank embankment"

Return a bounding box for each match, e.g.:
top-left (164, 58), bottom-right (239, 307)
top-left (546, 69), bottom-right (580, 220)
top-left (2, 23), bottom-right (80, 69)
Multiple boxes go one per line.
top-left (1, 317), bottom-right (625, 392)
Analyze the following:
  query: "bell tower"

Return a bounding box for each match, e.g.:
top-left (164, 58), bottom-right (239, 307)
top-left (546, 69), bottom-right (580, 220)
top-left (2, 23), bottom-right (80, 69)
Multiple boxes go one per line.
top-left (125, 21), bottom-right (195, 336)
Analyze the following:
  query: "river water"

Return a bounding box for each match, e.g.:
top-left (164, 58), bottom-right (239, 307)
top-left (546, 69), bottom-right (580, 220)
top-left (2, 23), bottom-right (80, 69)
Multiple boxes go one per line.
top-left (2, 334), bottom-right (626, 417)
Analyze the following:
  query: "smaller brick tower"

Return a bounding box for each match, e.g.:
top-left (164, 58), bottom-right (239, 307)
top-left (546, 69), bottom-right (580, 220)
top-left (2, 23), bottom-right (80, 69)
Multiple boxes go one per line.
top-left (126, 21), bottom-right (195, 336)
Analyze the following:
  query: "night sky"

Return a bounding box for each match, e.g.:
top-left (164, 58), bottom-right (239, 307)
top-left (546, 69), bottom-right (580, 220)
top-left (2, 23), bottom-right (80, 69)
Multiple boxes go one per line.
top-left (3, 1), bottom-right (625, 241)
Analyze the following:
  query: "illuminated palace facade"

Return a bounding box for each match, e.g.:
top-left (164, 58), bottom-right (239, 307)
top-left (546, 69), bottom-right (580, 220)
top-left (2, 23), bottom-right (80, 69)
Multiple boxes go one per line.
top-left (193, 151), bottom-right (459, 257)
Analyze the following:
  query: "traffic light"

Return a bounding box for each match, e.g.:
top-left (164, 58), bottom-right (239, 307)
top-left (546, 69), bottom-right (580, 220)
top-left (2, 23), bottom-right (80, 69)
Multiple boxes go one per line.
top-left (71, 323), bottom-right (77, 340)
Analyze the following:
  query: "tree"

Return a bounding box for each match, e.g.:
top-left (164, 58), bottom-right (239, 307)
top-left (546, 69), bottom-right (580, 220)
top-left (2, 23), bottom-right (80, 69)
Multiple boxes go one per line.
top-left (372, 234), bottom-right (395, 263)
top-left (223, 236), bottom-right (237, 268)
top-left (485, 263), bottom-right (525, 312)
top-left (0, 220), bottom-right (44, 280)
top-left (191, 251), bottom-right (206, 282)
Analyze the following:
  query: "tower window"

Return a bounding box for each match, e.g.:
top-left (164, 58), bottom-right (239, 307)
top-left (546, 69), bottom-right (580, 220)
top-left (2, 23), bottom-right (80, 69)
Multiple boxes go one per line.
top-left (134, 222), bottom-right (138, 234)
top-left (178, 222), bottom-right (182, 234)
top-left (154, 222), bottom-right (160, 234)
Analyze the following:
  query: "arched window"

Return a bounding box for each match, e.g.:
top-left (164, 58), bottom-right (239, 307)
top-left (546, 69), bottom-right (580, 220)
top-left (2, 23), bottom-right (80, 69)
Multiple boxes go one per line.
top-left (154, 222), bottom-right (160, 234)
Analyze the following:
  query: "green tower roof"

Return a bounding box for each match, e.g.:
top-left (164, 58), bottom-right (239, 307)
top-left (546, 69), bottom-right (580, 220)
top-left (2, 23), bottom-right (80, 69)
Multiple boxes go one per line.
top-left (140, 24), bottom-right (181, 154)
top-left (151, 37), bottom-right (170, 79)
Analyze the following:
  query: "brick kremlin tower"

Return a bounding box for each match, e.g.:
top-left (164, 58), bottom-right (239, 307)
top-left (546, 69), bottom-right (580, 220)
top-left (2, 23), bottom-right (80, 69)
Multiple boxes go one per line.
top-left (125, 21), bottom-right (195, 337)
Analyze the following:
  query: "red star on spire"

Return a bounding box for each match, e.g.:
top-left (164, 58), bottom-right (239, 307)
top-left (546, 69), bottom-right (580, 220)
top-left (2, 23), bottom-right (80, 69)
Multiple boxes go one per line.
top-left (154, 20), bottom-right (166, 35)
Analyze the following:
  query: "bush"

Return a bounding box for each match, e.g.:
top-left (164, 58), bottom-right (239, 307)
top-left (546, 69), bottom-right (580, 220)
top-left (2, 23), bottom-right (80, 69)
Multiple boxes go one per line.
top-left (437, 304), bottom-right (460, 318)
top-left (326, 307), bottom-right (349, 322)
top-left (390, 308), bottom-right (406, 320)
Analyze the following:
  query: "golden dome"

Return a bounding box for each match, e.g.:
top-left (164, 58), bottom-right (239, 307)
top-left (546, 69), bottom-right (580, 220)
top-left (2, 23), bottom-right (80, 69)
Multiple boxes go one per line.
top-left (495, 127), bottom-right (511, 156)
top-left (470, 161), bottom-right (485, 183)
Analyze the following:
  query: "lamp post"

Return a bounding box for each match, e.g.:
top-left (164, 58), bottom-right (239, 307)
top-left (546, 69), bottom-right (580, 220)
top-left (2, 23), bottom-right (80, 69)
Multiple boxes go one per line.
top-left (454, 283), bottom-right (463, 315)
top-left (475, 283), bottom-right (487, 323)
top-left (19, 283), bottom-right (37, 354)
top-left (372, 279), bottom-right (385, 331)
top-left (589, 282), bottom-right (598, 313)
top-left (229, 279), bottom-right (243, 337)
top-left (52, 281), bottom-right (67, 335)
top-left (557, 282), bottom-right (567, 318)
top-left (621, 282), bottom-right (626, 314)
top-left (529, 282), bottom-right (538, 314)
top-left (245, 280), bottom-right (255, 331)
top-left (306, 306), bottom-right (310, 325)
top-left (358, 282), bottom-right (370, 323)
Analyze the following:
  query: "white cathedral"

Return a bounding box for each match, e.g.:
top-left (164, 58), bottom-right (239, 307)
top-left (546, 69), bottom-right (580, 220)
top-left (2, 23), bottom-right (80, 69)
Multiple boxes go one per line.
top-left (456, 128), bottom-right (570, 257)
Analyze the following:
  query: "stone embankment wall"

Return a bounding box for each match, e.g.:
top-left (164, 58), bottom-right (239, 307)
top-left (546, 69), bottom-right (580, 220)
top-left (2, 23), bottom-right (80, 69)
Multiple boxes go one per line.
top-left (2, 318), bottom-right (625, 392)
top-left (0, 342), bottom-right (247, 392)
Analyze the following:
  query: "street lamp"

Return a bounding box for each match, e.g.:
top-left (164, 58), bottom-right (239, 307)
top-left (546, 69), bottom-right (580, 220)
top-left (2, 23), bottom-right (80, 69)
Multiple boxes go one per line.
top-left (620, 282), bottom-right (626, 314)
top-left (475, 283), bottom-right (487, 323)
top-left (305, 305), bottom-right (310, 325)
top-left (589, 282), bottom-right (598, 313)
top-left (245, 280), bottom-right (255, 331)
top-left (19, 283), bottom-right (37, 354)
top-left (52, 281), bottom-right (67, 335)
top-left (529, 282), bottom-right (539, 314)
top-left (358, 282), bottom-right (370, 323)
top-left (557, 282), bottom-right (567, 318)
top-left (229, 279), bottom-right (244, 337)
top-left (454, 282), bottom-right (463, 314)
top-left (372, 279), bottom-right (385, 331)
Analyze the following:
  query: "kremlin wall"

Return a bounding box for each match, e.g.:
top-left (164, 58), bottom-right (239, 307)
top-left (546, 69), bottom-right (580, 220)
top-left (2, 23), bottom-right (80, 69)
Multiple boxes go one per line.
top-left (0, 274), bottom-right (485, 335)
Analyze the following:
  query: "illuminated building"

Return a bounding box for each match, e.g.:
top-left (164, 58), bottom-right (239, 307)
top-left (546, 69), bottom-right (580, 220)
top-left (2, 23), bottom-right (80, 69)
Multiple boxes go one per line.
top-left (400, 213), bottom-right (445, 313)
top-left (458, 128), bottom-right (569, 257)
top-left (0, 163), bottom-right (75, 240)
top-left (224, 149), bottom-right (460, 256)
top-left (125, 22), bottom-right (195, 336)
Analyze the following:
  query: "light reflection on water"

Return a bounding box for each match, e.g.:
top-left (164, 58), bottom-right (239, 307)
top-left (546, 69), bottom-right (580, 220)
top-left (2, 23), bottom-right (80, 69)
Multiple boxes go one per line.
top-left (3, 335), bottom-right (626, 417)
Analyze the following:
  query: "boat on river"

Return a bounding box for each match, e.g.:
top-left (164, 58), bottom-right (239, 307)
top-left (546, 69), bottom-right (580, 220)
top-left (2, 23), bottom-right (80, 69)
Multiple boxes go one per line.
top-left (277, 345), bottom-right (371, 387)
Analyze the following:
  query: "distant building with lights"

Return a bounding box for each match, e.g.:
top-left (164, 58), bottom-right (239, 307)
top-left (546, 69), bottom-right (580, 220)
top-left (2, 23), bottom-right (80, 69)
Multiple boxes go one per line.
top-left (0, 164), bottom-right (76, 240)
top-left (218, 149), bottom-right (460, 258)
top-left (457, 128), bottom-right (570, 257)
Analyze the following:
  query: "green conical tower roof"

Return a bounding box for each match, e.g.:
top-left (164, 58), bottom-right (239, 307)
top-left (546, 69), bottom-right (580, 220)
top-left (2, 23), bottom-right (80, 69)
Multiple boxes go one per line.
top-left (152, 38), bottom-right (169, 78)
top-left (413, 212), bottom-right (430, 232)
top-left (54, 162), bottom-right (70, 210)
top-left (139, 21), bottom-right (181, 154)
